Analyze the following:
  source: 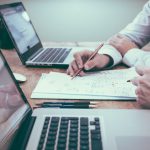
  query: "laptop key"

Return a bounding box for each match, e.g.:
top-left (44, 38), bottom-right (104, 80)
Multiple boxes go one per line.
top-left (80, 145), bottom-right (89, 150)
top-left (58, 138), bottom-right (67, 144)
top-left (80, 117), bottom-right (88, 126)
top-left (57, 143), bottom-right (66, 150)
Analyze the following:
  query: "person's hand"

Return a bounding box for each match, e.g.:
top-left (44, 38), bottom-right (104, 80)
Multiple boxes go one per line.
top-left (108, 34), bottom-right (138, 56)
top-left (67, 50), bottom-right (111, 76)
top-left (131, 66), bottom-right (150, 108)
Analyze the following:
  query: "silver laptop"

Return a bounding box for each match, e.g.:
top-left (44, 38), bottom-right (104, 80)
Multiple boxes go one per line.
top-left (0, 50), bottom-right (150, 150)
top-left (0, 2), bottom-right (89, 68)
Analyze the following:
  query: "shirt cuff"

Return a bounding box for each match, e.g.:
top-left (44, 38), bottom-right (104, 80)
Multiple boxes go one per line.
top-left (123, 48), bottom-right (150, 67)
top-left (98, 44), bottom-right (122, 67)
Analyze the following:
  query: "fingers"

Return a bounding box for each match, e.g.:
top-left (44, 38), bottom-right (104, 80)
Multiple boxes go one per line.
top-left (135, 86), bottom-right (147, 107)
top-left (67, 50), bottom-right (111, 76)
top-left (131, 77), bottom-right (139, 86)
top-left (67, 60), bottom-right (85, 77)
top-left (133, 75), bottom-right (150, 108)
top-left (132, 66), bottom-right (150, 86)
top-left (135, 66), bottom-right (145, 76)
top-left (67, 50), bottom-right (93, 76)
top-left (84, 60), bottom-right (95, 70)
top-left (73, 52), bottom-right (85, 69)
top-left (136, 96), bottom-right (150, 109)
top-left (135, 66), bottom-right (150, 76)
top-left (84, 54), bottom-right (104, 70)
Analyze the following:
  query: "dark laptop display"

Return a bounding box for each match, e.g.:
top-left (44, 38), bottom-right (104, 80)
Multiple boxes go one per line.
top-left (0, 4), bottom-right (39, 55)
top-left (0, 51), bottom-right (30, 149)
top-left (0, 2), bottom-right (74, 68)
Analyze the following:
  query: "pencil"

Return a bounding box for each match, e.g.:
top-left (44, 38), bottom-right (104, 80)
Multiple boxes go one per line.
top-left (71, 43), bottom-right (104, 80)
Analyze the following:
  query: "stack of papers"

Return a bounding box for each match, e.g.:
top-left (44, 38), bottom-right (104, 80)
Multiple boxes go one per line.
top-left (31, 68), bottom-right (137, 100)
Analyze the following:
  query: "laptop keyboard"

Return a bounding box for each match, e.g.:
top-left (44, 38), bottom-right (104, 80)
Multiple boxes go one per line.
top-left (33, 48), bottom-right (71, 63)
top-left (37, 116), bottom-right (102, 150)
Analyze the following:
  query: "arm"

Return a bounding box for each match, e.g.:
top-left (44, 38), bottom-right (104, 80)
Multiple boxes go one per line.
top-left (109, 1), bottom-right (150, 67)
top-left (67, 2), bottom-right (150, 75)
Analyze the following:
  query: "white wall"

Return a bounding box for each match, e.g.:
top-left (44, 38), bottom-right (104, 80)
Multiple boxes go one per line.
top-left (0, 0), bottom-right (148, 41)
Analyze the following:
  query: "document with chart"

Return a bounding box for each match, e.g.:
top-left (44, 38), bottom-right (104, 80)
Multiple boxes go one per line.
top-left (31, 68), bottom-right (137, 100)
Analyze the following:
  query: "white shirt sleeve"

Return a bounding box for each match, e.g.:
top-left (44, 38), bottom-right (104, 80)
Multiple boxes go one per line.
top-left (98, 44), bottom-right (122, 67)
top-left (120, 1), bottom-right (150, 48)
top-left (123, 48), bottom-right (150, 67)
top-left (97, 1), bottom-right (150, 67)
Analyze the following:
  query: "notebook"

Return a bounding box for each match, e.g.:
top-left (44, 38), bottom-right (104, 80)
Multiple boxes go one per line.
top-left (0, 2), bottom-right (91, 68)
top-left (31, 68), bottom-right (137, 100)
top-left (0, 51), bottom-right (150, 150)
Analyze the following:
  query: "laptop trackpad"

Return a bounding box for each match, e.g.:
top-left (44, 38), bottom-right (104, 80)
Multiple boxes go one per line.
top-left (116, 136), bottom-right (150, 150)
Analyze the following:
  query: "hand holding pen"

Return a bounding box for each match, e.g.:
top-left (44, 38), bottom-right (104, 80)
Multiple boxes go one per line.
top-left (67, 43), bottom-right (112, 78)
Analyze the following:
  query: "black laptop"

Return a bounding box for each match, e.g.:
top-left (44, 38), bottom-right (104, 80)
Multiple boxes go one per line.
top-left (0, 2), bottom-right (87, 68)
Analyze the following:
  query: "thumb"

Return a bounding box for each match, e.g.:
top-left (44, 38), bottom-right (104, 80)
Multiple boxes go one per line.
top-left (135, 66), bottom-right (146, 76)
top-left (84, 60), bottom-right (96, 70)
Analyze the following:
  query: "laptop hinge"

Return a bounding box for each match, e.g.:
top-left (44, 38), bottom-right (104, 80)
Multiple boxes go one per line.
top-left (28, 48), bottom-right (44, 61)
top-left (10, 113), bottom-right (36, 150)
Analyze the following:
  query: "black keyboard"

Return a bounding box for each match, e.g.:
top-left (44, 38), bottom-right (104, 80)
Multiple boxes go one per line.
top-left (37, 116), bottom-right (103, 150)
top-left (33, 48), bottom-right (71, 63)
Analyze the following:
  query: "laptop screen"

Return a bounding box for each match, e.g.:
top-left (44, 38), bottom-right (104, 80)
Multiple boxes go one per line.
top-left (0, 52), bottom-right (29, 148)
top-left (0, 3), bottom-right (40, 55)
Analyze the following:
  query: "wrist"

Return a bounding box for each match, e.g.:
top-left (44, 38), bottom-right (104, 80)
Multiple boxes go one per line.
top-left (98, 44), bottom-right (122, 67)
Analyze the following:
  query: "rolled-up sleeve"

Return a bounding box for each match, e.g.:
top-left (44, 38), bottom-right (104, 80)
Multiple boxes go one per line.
top-left (99, 1), bottom-right (150, 68)
top-left (120, 1), bottom-right (150, 48)
top-left (98, 44), bottom-right (122, 67)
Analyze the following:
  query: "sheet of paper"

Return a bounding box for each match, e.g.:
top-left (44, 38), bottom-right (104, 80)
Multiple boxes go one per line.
top-left (31, 68), bottom-right (137, 100)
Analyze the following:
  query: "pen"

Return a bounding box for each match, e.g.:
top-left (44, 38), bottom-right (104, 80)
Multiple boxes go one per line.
top-left (36, 102), bottom-right (93, 105)
top-left (39, 103), bottom-right (90, 107)
top-left (37, 104), bottom-right (95, 109)
top-left (71, 43), bottom-right (104, 80)
top-left (36, 102), bottom-right (98, 107)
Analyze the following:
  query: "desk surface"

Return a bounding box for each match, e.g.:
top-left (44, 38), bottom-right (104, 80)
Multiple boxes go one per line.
top-left (1, 42), bottom-right (141, 109)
